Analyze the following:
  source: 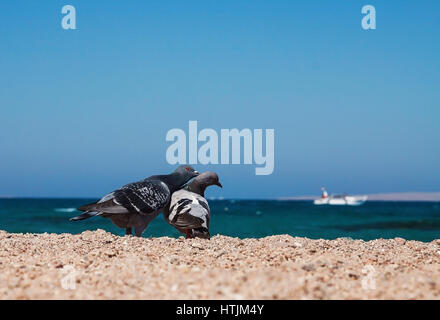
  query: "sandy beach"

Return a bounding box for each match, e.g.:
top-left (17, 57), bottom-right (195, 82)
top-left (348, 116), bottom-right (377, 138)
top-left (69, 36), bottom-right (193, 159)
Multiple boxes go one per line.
top-left (0, 229), bottom-right (439, 300)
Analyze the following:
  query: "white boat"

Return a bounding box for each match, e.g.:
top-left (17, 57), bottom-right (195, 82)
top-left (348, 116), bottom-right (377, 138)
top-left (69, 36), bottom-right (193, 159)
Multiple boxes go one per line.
top-left (313, 188), bottom-right (368, 206)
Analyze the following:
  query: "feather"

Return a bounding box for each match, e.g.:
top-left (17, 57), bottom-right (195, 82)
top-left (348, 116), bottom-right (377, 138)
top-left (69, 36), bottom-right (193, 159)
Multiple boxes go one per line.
top-left (71, 165), bottom-right (199, 237)
top-left (167, 189), bottom-right (210, 230)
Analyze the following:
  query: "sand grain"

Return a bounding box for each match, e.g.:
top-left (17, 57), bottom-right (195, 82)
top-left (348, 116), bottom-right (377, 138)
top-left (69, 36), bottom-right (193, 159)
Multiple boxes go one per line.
top-left (0, 230), bottom-right (439, 299)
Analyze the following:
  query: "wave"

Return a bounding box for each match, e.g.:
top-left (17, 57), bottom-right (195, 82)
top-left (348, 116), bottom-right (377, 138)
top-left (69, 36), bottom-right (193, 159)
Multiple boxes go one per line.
top-left (54, 208), bottom-right (77, 213)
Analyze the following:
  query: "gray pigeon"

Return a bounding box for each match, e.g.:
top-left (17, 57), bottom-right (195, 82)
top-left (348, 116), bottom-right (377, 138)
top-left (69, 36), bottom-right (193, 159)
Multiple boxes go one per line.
top-left (163, 172), bottom-right (222, 239)
top-left (71, 165), bottom-right (199, 237)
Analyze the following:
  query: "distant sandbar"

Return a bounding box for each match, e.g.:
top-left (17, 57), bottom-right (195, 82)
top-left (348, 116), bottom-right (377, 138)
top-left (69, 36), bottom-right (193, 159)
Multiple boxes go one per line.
top-left (280, 192), bottom-right (440, 202)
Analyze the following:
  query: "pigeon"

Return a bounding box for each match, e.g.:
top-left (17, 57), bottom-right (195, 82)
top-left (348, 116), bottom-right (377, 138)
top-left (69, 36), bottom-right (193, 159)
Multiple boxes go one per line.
top-left (70, 165), bottom-right (199, 237)
top-left (163, 172), bottom-right (222, 239)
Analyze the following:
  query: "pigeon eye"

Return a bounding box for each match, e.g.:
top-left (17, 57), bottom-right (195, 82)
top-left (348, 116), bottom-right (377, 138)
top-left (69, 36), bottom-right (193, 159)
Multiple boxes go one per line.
top-left (185, 167), bottom-right (190, 171)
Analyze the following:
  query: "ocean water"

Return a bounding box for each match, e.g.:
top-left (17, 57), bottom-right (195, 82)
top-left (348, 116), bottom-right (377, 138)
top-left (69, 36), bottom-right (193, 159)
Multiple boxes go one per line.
top-left (0, 199), bottom-right (439, 242)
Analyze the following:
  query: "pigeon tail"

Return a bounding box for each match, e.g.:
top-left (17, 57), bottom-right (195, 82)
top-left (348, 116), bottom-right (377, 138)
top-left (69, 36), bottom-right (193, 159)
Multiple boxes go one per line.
top-left (77, 201), bottom-right (100, 212)
top-left (70, 211), bottom-right (98, 221)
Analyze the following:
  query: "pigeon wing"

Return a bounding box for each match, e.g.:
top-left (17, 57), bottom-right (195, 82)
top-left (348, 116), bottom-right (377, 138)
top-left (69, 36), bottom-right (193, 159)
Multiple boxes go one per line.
top-left (168, 190), bottom-right (210, 229)
top-left (171, 206), bottom-right (206, 229)
top-left (78, 180), bottom-right (170, 215)
top-left (114, 179), bottom-right (171, 215)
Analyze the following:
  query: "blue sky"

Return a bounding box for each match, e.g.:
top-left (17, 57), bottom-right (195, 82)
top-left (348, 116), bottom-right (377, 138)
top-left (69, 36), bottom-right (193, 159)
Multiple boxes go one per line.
top-left (0, 0), bottom-right (439, 198)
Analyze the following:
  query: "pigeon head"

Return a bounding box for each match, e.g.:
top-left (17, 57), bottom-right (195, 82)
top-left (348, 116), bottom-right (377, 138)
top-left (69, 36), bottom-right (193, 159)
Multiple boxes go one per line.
top-left (187, 171), bottom-right (222, 197)
top-left (165, 165), bottom-right (199, 191)
top-left (194, 171), bottom-right (222, 188)
top-left (174, 165), bottom-right (199, 179)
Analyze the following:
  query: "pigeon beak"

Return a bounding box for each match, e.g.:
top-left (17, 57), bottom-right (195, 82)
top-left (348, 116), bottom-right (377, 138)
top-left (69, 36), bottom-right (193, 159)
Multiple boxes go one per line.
top-left (216, 182), bottom-right (223, 188)
top-left (193, 171), bottom-right (199, 176)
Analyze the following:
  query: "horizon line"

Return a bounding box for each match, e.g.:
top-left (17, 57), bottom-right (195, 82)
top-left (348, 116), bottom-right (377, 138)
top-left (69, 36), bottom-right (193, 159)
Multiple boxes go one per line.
top-left (1, 191), bottom-right (440, 202)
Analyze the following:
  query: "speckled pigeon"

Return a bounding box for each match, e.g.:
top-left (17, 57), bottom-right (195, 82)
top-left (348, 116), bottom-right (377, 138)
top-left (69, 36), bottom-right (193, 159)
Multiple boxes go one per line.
top-left (70, 165), bottom-right (199, 237)
top-left (163, 172), bottom-right (222, 239)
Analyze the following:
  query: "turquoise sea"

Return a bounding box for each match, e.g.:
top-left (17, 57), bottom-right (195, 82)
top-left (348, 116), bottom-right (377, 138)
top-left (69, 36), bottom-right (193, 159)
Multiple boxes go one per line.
top-left (0, 199), bottom-right (439, 242)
